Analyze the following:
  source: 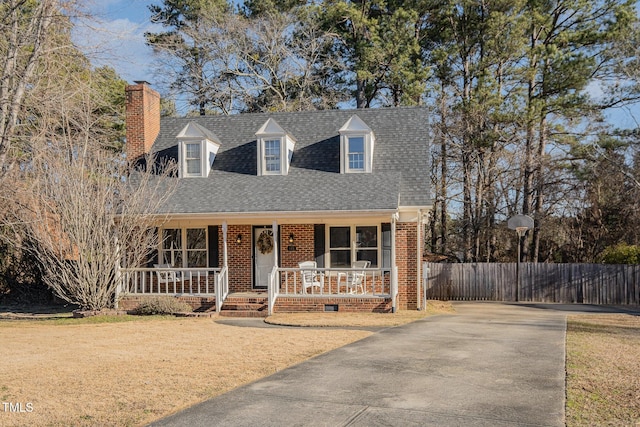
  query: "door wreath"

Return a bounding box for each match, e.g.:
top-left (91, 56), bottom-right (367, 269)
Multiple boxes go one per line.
top-left (256, 230), bottom-right (274, 254)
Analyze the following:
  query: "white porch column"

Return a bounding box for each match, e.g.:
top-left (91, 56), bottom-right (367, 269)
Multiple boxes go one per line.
top-left (272, 220), bottom-right (279, 268)
top-left (416, 209), bottom-right (424, 310)
top-left (391, 212), bottom-right (398, 313)
top-left (222, 221), bottom-right (228, 268)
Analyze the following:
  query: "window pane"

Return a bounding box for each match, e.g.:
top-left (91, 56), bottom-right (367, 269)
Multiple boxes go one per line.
top-left (348, 137), bottom-right (365, 170)
top-left (162, 229), bottom-right (181, 250)
top-left (349, 153), bottom-right (364, 170)
top-left (330, 227), bottom-right (350, 248)
top-left (265, 139), bottom-right (281, 172)
top-left (330, 250), bottom-right (351, 268)
top-left (187, 251), bottom-right (207, 268)
top-left (185, 143), bottom-right (201, 175)
top-left (348, 136), bottom-right (364, 153)
top-left (357, 250), bottom-right (378, 268)
top-left (187, 228), bottom-right (206, 249)
top-left (356, 226), bottom-right (377, 248)
top-left (186, 159), bottom-right (201, 175)
top-left (186, 143), bottom-right (200, 158)
top-left (163, 251), bottom-right (183, 267)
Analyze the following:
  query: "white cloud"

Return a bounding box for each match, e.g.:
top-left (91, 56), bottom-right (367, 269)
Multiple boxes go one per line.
top-left (72, 3), bottom-right (159, 84)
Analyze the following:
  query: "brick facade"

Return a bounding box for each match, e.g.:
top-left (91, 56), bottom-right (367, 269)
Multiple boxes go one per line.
top-left (125, 82), bottom-right (160, 162)
top-left (223, 224), bottom-right (253, 292)
top-left (395, 222), bottom-right (419, 310)
top-left (121, 221), bottom-right (419, 313)
top-left (213, 221), bottom-right (419, 310)
top-left (280, 224), bottom-right (314, 268)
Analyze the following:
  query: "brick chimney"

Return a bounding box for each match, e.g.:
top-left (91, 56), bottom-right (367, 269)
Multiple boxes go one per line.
top-left (125, 81), bottom-right (160, 162)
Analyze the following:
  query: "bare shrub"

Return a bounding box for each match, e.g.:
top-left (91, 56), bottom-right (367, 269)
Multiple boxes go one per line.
top-left (131, 296), bottom-right (193, 315)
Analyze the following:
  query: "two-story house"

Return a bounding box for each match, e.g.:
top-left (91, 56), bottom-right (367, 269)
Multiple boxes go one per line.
top-left (119, 81), bottom-right (431, 316)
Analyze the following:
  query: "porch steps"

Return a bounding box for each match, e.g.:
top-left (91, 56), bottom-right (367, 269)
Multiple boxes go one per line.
top-left (219, 293), bottom-right (268, 317)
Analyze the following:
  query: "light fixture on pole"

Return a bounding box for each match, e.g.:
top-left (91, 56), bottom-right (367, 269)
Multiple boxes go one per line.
top-left (507, 214), bottom-right (534, 302)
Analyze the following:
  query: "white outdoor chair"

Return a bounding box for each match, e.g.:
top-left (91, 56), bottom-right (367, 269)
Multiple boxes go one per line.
top-left (346, 260), bottom-right (370, 294)
top-left (299, 261), bottom-right (323, 294)
top-left (154, 264), bottom-right (181, 285)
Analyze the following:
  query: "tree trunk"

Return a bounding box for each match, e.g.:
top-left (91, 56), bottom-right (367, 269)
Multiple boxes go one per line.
top-left (0, 0), bottom-right (57, 170)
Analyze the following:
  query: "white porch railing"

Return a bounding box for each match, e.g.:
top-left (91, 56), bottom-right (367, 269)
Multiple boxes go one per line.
top-left (267, 267), bottom-right (392, 315)
top-left (268, 266), bottom-right (279, 315)
top-left (215, 266), bottom-right (229, 313)
top-left (120, 267), bottom-right (221, 296)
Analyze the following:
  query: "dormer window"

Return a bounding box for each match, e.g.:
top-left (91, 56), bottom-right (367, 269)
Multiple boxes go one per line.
top-left (264, 139), bottom-right (281, 173)
top-left (185, 142), bottom-right (202, 175)
top-left (348, 136), bottom-right (365, 170)
top-left (176, 122), bottom-right (221, 178)
top-left (256, 118), bottom-right (295, 176)
top-left (339, 115), bottom-right (374, 173)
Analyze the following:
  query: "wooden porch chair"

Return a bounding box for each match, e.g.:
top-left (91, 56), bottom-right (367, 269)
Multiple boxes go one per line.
top-left (346, 260), bottom-right (371, 294)
top-left (299, 261), bottom-right (323, 294)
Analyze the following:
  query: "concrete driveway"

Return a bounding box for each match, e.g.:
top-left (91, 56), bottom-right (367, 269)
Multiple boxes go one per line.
top-left (149, 302), bottom-right (593, 427)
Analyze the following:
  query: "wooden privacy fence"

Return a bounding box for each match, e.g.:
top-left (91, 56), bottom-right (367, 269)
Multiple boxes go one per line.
top-left (424, 263), bottom-right (640, 305)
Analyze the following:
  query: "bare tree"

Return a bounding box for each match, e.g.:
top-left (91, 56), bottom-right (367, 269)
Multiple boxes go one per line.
top-left (1, 60), bottom-right (177, 310)
top-left (0, 0), bottom-right (68, 169)
top-left (231, 10), bottom-right (347, 112)
top-left (5, 146), bottom-right (176, 310)
top-left (146, 2), bottom-right (346, 114)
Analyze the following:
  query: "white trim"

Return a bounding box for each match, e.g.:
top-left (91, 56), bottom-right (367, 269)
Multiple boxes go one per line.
top-left (339, 115), bottom-right (374, 174)
top-left (272, 220), bottom-right (279, 268)
top-left (326, 224), bottom-right (381, 268)
top-left (147, 208), bottom-right (413, 225)
top-left (222, 221), bottom-right (228, 268)
top-left (391, 213), bottom-right (398, 312)
top-left (176, 122), bottom-right (221, 178)
top-left (258, 136), bottom-right (283, 175)
top-left (256, 118), bottom-right (296, 176)
top-left (119, 206), bottom-right (431, 225)
top-left (159, 226), bottom-right (208, 268)
top-left (181, 140), bottom-right (202, 177)
top-left (416, 209), bottom-right (423, 310)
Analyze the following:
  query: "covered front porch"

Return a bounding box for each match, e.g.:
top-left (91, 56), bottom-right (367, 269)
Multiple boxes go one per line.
top-left (117, 210), bottom-right (426, 315)
top-left (118, 264), bottom-right (395, 316)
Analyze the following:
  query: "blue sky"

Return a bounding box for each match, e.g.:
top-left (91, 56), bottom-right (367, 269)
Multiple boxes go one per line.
top-left (75, 0), bottom-right (639, 128)
top-left (75, 1), bottom-right (157, 83)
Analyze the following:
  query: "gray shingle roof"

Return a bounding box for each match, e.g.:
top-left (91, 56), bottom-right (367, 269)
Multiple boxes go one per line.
top-left (151, 107), bottom-right (430, 215)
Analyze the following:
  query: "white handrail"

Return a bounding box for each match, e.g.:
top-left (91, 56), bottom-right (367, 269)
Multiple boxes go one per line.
top-left (215, 266), bottom-right (229, 312)
top-left (267, 265), bottom-right (279, 315)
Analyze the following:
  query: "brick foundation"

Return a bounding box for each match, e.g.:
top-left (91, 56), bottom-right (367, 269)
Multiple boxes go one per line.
top-left (274, 296), bottom-right (393, 313)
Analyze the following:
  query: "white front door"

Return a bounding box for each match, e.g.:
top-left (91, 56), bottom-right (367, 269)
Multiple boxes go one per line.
top-left (254, 227), bottom-right (275, 288)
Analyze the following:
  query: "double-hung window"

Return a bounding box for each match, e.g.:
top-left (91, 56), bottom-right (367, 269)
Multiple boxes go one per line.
top-left (328, 225), bottom-right (379, 268)
top-left (176, 122), bottom-right (221, 178)
top-left (339, 115), bottom-right (374, 173)
top-left (264, 139), bottom-right (281, 173)
top-left (162, 229), bottom-right (183, 267)
top-left (186, 228), bottom-right (207, 267)
top-left (185, 143), bottom-right (202, 176)
top-left (348, 136), bottom-right (365, 171)
top-left (161, 228), bottom-right (207, 267)
top-left (329, 227), bottom-right (351, 267)
top-left (355, 226), bottom-right (378, 266)
top-left (255, 118), bottom-right (296, 176)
